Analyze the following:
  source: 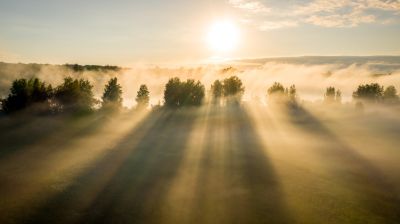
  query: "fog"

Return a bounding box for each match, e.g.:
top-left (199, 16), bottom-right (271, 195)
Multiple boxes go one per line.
top-left (1, 58), bottom-right (400, 223)
top-left (1, 57), bottom-right (400, 107)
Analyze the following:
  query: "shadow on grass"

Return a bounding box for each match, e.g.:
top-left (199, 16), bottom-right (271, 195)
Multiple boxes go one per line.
top-left (191, 105), bottom-right (293, 224)
top-left (287, 105), bottom-right (400, 222)
top-left (0, 112), bottom-right (109, 160)
top-left (22, 108), bottom-right (199, 224)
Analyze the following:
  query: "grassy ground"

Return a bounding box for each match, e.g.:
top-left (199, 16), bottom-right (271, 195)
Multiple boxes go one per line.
top-left (0, 104), bottom-right (399, 224)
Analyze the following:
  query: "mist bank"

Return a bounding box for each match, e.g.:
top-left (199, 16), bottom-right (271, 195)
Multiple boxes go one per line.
top-left (1, 56), bottom-right (400, 107)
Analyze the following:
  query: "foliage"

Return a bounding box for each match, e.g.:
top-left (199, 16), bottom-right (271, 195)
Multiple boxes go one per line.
top-left (164, 77), bottom-right (205, 107)
top-left (325, 87), bottom-right (341, 104)
top-left (54, 77), bottom-right (96, 112)
top-left (211, 80), bottom-right (224, 99)
top-left (267, 82), bottom-right (285, 96)
top-left (352, 83), bottom-right (383, 102)
top-left (1, 78), bottom-right (53, 114)
top-left (223, 76), bottom-right (245, 99)
top-left (383, 85), bottom-right (399, 104)
top-left (136, 84), bottom-right (150, 108)
top-left (102, 77), bottom-right (123, 109)
top-left (267, 82), bottom-right (297, 104)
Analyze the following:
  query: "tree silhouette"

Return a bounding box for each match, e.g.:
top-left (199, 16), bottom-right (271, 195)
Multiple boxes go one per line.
top-left (211, 80), bottom-right (223, 99)
top-left (289, 85), bottom-right (297, 102)
top-left (325, 87), bottom-right (336, 103)
top-left (54, 77), bottom-right (96, 112)
top-left (383, 85), bottom-right (399, 104)
top-left (136, 84), bottom-right (150, 108)
top-left (267, 82), bottom-right (285, 96)
top-left (1, 78), bottom-right (52, 114)
top-left (164, 77), bottom-right (205, 107)
top-left (324, 87), bottom-right (341, 104)
top-left (353, 83), bottom-right (383, 103)
top-left (336, 90), bottom-right (342, 104)
top-left (267, 82), bottom-right (298, 105)
top-left (223, 76), bottom-right (244, 103)
top-left (102, 77), bottom-right (123, 109)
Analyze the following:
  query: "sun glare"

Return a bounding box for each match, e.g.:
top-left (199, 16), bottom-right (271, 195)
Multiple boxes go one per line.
top-left (207, 20), bottom-right (240, 53)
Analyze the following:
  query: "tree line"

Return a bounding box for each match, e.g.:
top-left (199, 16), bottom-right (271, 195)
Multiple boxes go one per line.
top-left (0, 75), bottom-right (399, 115)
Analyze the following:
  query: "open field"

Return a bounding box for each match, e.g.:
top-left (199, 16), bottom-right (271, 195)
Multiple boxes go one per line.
top-left (0, 103), bottom-right (399, 224)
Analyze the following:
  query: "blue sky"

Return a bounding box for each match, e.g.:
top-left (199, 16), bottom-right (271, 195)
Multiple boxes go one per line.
top-left (0, 0), bottom-right (399, 65)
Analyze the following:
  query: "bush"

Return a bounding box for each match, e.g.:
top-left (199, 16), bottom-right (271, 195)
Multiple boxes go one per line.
top-left (136, 84), bottom-right (150, 108)
top-left (54, 77), bottom-right (96, 112)
top-left (1, 78), bottom-right (53, 114)
top-left (164, 78), bottom-right (205, 107)
top-left (102, 77), bottom-right (123, 109)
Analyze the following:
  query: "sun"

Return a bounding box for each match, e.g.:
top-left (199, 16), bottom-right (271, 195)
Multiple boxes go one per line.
top-left (207, 20), bottom-right (240, 53)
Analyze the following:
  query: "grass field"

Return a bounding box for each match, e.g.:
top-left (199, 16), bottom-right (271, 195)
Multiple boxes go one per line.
top-left (0, 103), bottom-right (399, 224)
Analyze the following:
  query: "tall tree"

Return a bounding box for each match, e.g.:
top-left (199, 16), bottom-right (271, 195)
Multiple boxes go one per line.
top-left (136, 84), bottom-right (150, 108)
top-left (102, 77), bottom-right (123, 109)
top-left (211, 80), bottom-right (224, 99)
top-left (54, 77), bottom-right (96, 112)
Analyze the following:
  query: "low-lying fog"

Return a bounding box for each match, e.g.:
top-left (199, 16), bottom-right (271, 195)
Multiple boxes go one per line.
top-left (1, 56), bottom-right (400, 107)
top-left (1, 57), bottom-right (400, 223)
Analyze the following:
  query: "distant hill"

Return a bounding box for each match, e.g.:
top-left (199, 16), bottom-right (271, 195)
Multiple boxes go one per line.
top-left (234, 56), bottom-right (400, 72)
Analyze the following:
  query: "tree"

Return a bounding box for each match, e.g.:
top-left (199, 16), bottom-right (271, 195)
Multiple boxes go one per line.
top-left (267, 82), bottom-right (298, 105)
top-left (164, 77), bottom-right (205, 107)
top-left (223, 76), bottom-right (244, 97)
top-left (352, 83), bottom-right (383, 103)
top-left (182, 79), bottom-right (205, 106)
top-left (136, 84), bottom-right (150, 108)
top-left (324, 87), bottom-right (336, 103)
top-left (289, 85), bottom-right (297, 102)
top-left (267, 82), bottom-right (285, 96)
top-left (1, 78), bottom-right (53, 114)
top-left (324, 87), bottom-right (341, 104)
top-left (383, 85), bottom-right (399, 104)
top-left (164, 77), bottom-right (182, 107)
top-left (336, 90), bottom-right (342, 104)
top-left (102, 77), bottom-right (123, 109)
top-left (54, 77), bottom-right (96, 112)
top-left (211, 80), bottom-right (223, 99)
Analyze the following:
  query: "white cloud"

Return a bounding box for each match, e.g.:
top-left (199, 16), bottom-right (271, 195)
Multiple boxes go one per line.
top-left (228, 0), bottom-right (400, 29)
top-left (259, 20), bottom-right (298, 30)
top-left (228, 0), bottom-right (271, 13)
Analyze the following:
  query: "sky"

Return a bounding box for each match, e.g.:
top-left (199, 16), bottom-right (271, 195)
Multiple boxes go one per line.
top-left (0, 0), bottom-right (399, 65)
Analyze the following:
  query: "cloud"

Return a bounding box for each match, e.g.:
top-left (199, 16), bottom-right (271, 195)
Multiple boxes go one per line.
top-left (259, 20), bottom-right (298, 30)
top-left (228, 0), bottom-right (400, 29)
top-left (228, 0), bottom-right (271, 13)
